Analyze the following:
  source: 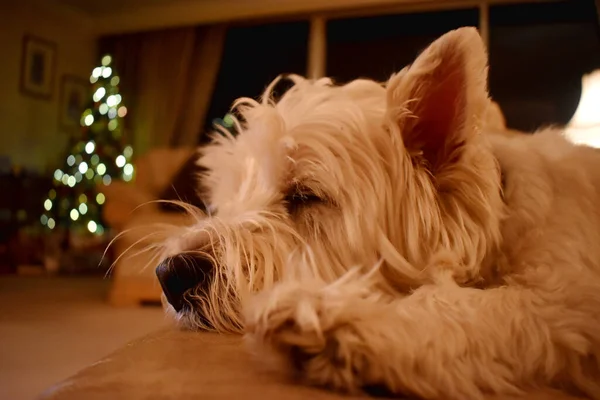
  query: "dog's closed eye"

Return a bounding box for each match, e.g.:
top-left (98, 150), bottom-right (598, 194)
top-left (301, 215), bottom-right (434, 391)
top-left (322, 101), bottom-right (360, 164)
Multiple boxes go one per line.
top-left (284, 187), bottom-right (324, 214)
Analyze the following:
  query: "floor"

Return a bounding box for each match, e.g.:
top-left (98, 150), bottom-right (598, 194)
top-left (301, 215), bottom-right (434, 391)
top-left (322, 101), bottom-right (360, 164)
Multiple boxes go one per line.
top-left (0, 276), bottom-right (168, 400)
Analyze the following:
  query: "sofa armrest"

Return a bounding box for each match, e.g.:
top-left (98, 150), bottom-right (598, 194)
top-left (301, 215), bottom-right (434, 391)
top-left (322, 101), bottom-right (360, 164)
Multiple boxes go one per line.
top-left (135, 148), bottom-right (196, 195)
top-left (101, 181), bottom-right (157, 231)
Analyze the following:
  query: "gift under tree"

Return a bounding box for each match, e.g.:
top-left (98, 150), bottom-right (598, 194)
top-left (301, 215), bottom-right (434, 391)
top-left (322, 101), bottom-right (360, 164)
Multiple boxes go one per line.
top-left (41, 54), bottom-right (134, 239)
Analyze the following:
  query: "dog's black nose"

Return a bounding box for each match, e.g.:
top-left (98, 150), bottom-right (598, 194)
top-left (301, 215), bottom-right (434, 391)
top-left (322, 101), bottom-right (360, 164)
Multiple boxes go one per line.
top-left (156, 255), bottom-right (214, 312)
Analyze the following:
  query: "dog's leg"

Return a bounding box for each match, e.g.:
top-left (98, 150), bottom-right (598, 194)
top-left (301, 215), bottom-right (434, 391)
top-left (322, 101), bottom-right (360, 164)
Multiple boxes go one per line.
top-left (245, 272), bottom-right (600, 399)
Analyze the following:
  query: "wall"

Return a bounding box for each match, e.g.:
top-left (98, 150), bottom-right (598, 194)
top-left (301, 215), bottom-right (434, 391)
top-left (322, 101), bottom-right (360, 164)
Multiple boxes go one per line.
top-left (91, 0), bottom-right (551, 35)
top-left (0, 1), bottom-right (96, 173)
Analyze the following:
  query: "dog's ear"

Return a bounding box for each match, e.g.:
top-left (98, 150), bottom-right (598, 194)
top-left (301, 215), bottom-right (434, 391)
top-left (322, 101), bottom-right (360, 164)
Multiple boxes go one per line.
top-left (386, 27), bottom-right (488, 171)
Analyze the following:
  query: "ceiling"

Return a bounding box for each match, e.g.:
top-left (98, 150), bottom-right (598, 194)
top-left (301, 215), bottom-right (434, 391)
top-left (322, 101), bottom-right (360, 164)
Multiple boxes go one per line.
top-left (50, 0), bottom-right (563, 36)
top-left (50, 0), bottom-right (421, 35)
top-left (54, 0), bottom-right (191, 16)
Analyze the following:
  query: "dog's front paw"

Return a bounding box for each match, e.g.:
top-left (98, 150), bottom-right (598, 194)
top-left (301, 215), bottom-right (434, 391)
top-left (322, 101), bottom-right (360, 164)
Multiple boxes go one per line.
top-left (244, 281), bottom-right (382, 394)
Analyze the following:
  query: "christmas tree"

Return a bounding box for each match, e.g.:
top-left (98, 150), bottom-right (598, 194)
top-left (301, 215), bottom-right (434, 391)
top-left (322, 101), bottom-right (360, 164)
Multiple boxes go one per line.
top-left (41, 54), bottom-right (134, 236)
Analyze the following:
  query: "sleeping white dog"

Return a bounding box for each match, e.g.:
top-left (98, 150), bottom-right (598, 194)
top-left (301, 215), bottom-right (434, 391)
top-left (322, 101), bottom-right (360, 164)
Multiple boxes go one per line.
top-left (154, 27), bottom-right (600, 399)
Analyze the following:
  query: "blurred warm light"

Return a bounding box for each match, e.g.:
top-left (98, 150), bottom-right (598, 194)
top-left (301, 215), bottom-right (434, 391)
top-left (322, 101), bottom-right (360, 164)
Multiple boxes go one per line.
top-left (115, 155), bottom-right (126, 167)
top-left (101, 55), bottom-right (112, 66)
top-left (123, 163), bottom-right (134, 176)
top-left (93, 87), bottom-right (106, 102)
top-left (223, 113), bottom-right (234, 127)
top-left (78, 162), bottom-right (89, 174)
top-left (106, 95), bottom-right (117, 107)
top-left (84, 114), bottom-right (94, 126)
top-left (70, 209), bottom-right (79, 221)
top-left (88, 220), bottom-right (98, 233)
top-left (97, 163), bottom-right (107, 175)
top-left (96, 193), bottom-right (106, 205)
top-left (123, 146), bottom-right (133, 158)
top-left (85, 141), bottom-right (95, 154)
top-left (565, 69), bottom-right (600, 148)
top-left (102, 67), bottom-right (112, 78)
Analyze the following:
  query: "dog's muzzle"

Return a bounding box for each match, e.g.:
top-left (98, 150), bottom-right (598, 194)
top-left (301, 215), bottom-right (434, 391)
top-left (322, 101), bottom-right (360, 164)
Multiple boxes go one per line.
top-left (155, 255), bottom-right (214, 312)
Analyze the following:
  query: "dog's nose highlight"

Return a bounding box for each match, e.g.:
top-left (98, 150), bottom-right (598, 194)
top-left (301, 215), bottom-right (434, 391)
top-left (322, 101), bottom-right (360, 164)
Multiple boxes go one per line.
top-left (156, 255), bottom-right (213, 312)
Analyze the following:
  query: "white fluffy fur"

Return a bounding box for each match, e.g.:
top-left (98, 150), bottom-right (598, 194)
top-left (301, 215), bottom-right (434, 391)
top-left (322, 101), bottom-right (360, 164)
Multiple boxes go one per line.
top-left (159, 28), bottom-right (600, 399)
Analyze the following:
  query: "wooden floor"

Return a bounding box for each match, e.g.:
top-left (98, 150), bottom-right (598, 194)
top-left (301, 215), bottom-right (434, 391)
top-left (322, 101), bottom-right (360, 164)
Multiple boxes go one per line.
top-left (0, 276), bottom-right (168, 400)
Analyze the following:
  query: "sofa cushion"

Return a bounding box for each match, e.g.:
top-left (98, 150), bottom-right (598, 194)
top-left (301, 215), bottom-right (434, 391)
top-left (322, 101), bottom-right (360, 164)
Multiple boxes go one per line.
top-left (40, 329), bottom-right (585, 400)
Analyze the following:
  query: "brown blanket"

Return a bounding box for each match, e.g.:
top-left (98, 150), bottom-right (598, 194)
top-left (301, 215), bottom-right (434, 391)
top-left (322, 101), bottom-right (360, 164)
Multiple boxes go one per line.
top-left (39, 328), bottom-right (586, 400)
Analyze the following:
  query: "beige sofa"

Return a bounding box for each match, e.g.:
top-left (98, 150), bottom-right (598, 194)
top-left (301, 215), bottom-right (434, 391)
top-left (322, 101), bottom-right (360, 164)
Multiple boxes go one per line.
top-left (103, 147), bottom-right (197, 306)
top-left (40, 329), bottom-right (585, 400)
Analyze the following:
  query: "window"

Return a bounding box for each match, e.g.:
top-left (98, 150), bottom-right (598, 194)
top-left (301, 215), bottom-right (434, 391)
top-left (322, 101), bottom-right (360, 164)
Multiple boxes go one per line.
top-left (202, 21), bottom-right (309, 142)
top-left (488, 0), bottom-right (600, 131)
top-left (326, 9), bottom-right (480, 83)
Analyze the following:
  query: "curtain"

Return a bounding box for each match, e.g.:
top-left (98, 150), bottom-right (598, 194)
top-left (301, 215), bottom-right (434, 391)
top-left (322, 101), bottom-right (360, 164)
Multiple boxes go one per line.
top-left (100, 25), bottom-right (226, 155)
top-left (171, 25), bottom-right (226, 146)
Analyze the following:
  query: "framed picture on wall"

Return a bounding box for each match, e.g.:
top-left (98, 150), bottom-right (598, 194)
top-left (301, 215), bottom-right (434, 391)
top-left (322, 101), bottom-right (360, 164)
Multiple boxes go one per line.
top-left (20, 35), bottom-right (57, 99)
top-left (59, 75), bottom-right (89, 131)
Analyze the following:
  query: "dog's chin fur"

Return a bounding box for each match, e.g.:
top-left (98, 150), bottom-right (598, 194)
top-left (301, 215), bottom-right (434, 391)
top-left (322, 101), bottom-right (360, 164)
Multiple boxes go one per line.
top-left (154, 27), bottom-right (600, 399)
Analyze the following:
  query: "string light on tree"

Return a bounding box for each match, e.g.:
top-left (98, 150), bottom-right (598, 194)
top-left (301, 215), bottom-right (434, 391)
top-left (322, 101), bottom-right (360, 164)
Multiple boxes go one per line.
top-left (88, 220), bottom-right (98, 233)
top-left (115, 155), bottom-right (126, 167)
top-left (212, 112), bottom-right (238, 135)
top-left (40, 54), bottom-right (135, 237)
top-left (97, 163), bottom-right (106, 175)
top-left (85, 141), bottom-right (95, 154)
top-left (79, 203), bottom-right (88, 215)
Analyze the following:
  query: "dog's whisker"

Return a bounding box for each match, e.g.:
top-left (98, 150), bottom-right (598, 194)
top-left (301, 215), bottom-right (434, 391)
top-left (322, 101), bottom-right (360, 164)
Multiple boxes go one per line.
top-left (106, 229), bottom-right (170, 278)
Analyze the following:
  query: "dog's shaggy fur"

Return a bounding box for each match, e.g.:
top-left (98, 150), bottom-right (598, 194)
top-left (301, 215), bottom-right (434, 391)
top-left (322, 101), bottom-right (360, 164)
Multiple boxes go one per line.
top-left (157, 28), bottom-right (600, 399)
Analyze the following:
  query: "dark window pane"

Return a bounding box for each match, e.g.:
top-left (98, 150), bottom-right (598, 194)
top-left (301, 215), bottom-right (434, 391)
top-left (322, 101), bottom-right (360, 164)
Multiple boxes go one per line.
top-left (326, 9), bottom-right (480, 83)
top-left (489, 0), bottom-right (600, 132)
top-left (202, 21), bottom-right (309, 141)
